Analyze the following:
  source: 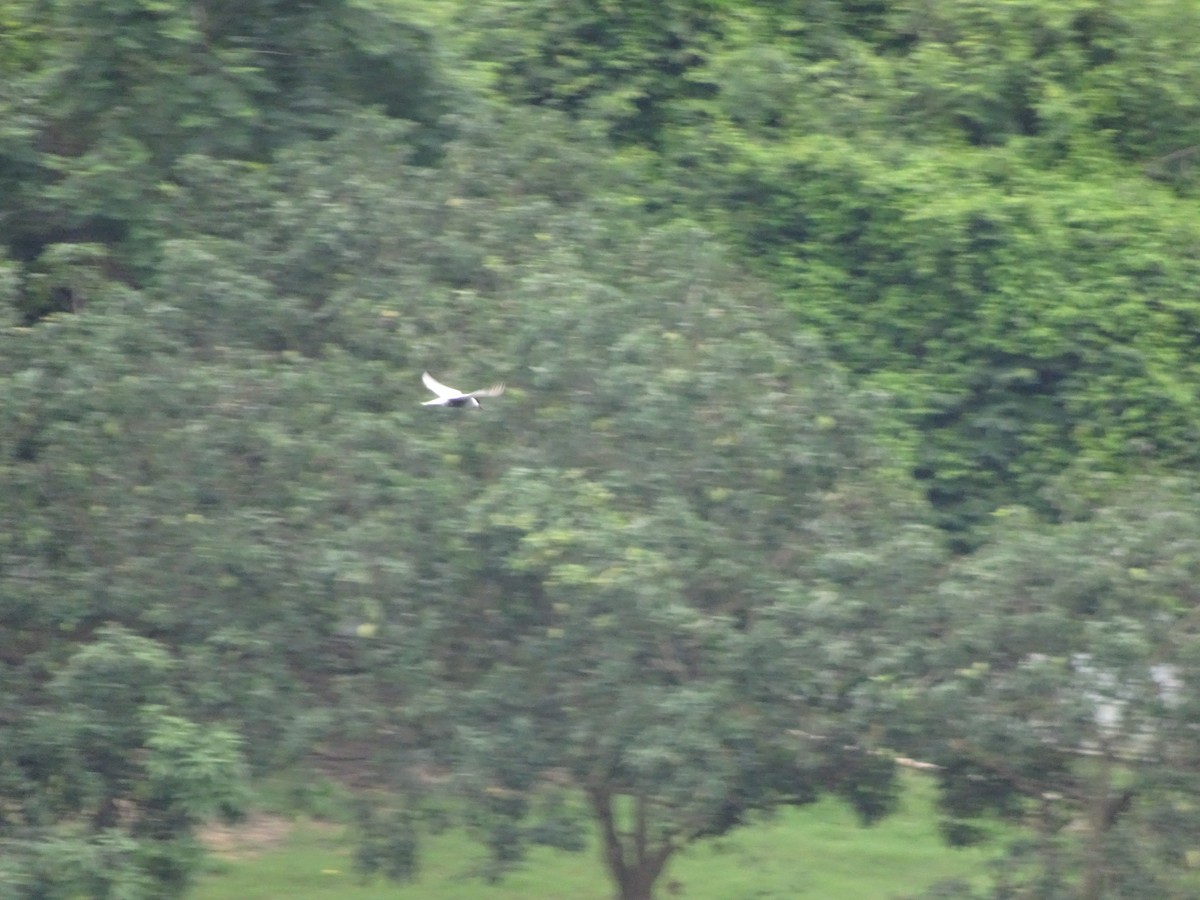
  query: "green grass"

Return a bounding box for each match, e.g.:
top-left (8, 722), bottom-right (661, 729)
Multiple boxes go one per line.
top-left (192, 777), bottom-right (1000, 900)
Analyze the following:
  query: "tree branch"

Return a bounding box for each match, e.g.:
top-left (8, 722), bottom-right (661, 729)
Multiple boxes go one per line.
top-left (587, 784), bottom-right (628, 887)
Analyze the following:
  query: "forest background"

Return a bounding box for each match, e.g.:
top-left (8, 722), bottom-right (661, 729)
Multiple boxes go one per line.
top-left (2, 1), bottom-right (1200, 898)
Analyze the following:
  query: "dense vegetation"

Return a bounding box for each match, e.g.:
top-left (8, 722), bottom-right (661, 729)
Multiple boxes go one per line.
top-left (2, 1), bottom-right (1198, 898)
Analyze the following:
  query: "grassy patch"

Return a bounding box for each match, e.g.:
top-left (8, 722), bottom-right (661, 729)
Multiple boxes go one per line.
top-left (192, 776), bottom-right (999, 899)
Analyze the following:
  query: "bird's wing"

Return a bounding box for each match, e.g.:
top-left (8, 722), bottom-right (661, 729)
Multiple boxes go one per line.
top-left (467, 383), bottom-right (506, 399)
top-left (422, 371), bottom-right (460, 398)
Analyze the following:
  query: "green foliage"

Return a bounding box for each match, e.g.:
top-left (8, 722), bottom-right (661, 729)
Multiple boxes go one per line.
top-left (340, 208), bottom-right (939, 894)
top-left (5, 4), bottom-right (1200, 900)
top-left (460, 0), bottom-right (723, 145)
top-left (0, 626), bottom-right (247, 898)
top-left (0, 0), bottom-right (457, 295)
top-left (355, 805), bottom-right (421, 883)
top-left (0, 84), bottom-right (940, 897)
top-left (893, 480), bottom-right (1200, 897)
top-left (627, 0), bottom-right (1200, 531)
top-left (667, 123), bottom-right (1200, 532)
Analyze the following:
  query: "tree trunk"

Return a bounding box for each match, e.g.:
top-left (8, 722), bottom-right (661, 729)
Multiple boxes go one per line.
top-left (588, 785), bottom-right (674, 900)
top-left (1080, 749), bottom-right (1134, 900)
top-left (614, 864), bottom-right (662, 900)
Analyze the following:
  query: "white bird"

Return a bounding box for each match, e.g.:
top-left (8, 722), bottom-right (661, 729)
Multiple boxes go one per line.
top-left (420, 371), bottom-right (506, 408)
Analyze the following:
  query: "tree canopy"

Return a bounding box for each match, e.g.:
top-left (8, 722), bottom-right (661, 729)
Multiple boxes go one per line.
top-left (896, 480), bottom-right (1200, 899)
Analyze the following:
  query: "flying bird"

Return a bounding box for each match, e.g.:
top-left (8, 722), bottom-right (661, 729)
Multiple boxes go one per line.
top-left (421, 371), bottom-right (505, 408)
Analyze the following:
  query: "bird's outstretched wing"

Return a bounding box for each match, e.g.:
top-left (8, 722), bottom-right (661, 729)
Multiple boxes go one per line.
top-left (422, 371), bottom-right (460, 398)
top-left (467, 383), bottom-right (505, 399)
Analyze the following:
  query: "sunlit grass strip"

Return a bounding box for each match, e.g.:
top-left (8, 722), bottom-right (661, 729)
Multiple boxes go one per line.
top-left (193, 775), bottom-right (1000, 900)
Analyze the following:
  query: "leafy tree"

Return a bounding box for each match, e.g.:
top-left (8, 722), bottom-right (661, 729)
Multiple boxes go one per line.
top-left (0, 83), bottom-right (943, 897)
top-left (666, 112), bottom-right (1200, 535)
top-left (322, 182), bottom-right (944, 896)
top-left (0, 0), bottom-right (457, 316)
top-left (459, 0), bottom-right (724, 146)
top-left (894, 479), bottom-right (1200, 899)
top-left (889, 0), bottom-right (1200, 160)
top-left (0, 626), bottom-right (247, 899)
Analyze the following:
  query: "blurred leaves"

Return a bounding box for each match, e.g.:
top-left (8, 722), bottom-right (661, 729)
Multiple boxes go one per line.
top-left (3, 2), bottom-right (1200, 898)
